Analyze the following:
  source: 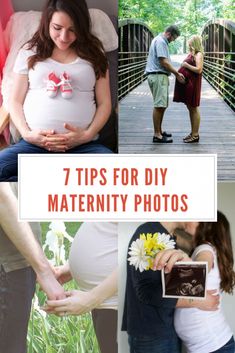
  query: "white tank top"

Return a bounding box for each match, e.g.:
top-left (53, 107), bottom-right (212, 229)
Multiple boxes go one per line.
top-left (69, 222), bottom-right (118, 309)
top-left (174, 244), bottom-right (233, 353)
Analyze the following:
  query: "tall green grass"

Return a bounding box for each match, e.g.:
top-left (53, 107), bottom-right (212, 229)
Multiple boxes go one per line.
top-left (27, 222), bottom-right (100, 353)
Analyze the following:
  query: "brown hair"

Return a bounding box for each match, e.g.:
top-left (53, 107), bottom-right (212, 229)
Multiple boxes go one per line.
top-left (25, 0), bottom-right (108, 78)
top-left (195, 211), bottom-right (235, 294)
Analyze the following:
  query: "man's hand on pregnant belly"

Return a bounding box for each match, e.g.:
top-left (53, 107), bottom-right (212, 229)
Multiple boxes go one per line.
top-left (24, 129), bottom-right (69, 152)
top-left (45, 123), bottom-right (91, 150)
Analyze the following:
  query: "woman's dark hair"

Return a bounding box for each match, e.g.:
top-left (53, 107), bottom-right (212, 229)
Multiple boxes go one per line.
top-left (195, 211), bottom-right (235, 294)
top-left (26, 0), bottom-right (108, 78)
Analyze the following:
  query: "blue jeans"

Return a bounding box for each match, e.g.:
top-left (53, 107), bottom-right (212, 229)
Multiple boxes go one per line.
top-left (211, 336), bottom-right (235, 353)
top-left (128, 332), bottom-right (181, 353)
top-left (0, 266), bottom-right (36, 353)
top-left (0, 139), bottom-right (113, 181)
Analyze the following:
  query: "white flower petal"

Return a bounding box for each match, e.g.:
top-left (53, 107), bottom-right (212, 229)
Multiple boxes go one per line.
top-left (49, 221), bottom-right (66, 232)
top-left (158, 233), bottom-right (176, 249)
top-left (63, 232), bottom-right (73, 242)
top-left (44, 230), bottom-right (59, 253)
top-left (128, 238), bottom-right (150, 272)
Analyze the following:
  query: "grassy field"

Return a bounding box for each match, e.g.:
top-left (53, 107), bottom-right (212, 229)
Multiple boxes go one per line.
top-left (27, 222), bottom-right (100, 353)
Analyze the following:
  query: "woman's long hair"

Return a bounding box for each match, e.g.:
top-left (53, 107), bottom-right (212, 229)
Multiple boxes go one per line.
top-left (189, 35), bottom-right (204, 55)
top-left (195, 211), bottom-right (235, 294)
top-left (26, 0), bottom-right (108, 78)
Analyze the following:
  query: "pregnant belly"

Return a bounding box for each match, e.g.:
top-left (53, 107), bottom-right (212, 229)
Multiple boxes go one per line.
top-left (23, 89), bottom-right (96, 133)
top-left (68, 233), bottom-right (117, 291)
top-left (178, 66), bottom-right (197, 82)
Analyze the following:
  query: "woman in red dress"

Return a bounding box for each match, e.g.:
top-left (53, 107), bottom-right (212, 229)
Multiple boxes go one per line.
top-left (173, 35), bottom-right (204, 143)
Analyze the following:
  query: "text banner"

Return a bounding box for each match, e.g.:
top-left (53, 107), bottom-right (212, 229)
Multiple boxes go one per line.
top-left (18, 154), bottom-right (217, 221)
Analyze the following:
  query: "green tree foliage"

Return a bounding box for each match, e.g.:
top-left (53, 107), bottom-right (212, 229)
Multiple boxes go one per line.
top-left (222, 0), bottom-right (235, 20)
top-left (119, 0), bottom-right (185, 34)
top-left (119, 0), bottom-right (235, 35)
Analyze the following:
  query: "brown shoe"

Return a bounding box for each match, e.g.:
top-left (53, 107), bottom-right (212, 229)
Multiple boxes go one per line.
top-left (184, 135), bottom-right (199, 143)
top-left (183, 133), bottom-right (192, 141)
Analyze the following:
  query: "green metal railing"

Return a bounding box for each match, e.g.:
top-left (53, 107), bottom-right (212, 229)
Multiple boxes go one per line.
top-left (202, 19), bottom-right (235, 111)
top-left (118, 19), bottom-right (154, 100)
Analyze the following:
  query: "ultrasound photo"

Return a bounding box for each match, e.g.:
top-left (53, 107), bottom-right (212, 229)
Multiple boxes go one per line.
top-left (162, 261), bottom-right (207, 299)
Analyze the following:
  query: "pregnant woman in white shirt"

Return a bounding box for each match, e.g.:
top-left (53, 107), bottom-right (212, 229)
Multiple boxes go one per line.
top-left (0, 0), bottom-right (112, 181)
top-left (174, 211), bottom-right (235, 353)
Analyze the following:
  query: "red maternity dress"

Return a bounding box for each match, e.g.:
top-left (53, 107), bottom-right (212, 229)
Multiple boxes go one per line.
top-left (173, 53), bottom-right (202, 107)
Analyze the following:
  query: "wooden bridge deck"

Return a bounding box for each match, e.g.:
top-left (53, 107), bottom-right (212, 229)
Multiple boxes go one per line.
top-left (119, 55), bottom-right (235, 181)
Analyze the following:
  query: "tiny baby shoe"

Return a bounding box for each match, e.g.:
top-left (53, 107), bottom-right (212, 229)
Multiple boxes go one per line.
top-left (60, 72), bottom-right (73, 99)
top-left (46, 72), bottom-right (60, 98)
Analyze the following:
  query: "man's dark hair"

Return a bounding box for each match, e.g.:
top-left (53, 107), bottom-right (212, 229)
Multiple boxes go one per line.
top-left (165, 25), bottom-right (180, 37)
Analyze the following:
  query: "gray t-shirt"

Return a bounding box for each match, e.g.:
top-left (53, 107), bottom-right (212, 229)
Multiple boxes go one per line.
top-left (145, 34), bottom-right (171, 75)
top-left (0, 183), bottom-right (41, 272)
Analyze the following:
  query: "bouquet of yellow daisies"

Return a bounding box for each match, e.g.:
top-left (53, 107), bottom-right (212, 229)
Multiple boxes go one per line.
top-left (128, 232), bottom-right (175, 272)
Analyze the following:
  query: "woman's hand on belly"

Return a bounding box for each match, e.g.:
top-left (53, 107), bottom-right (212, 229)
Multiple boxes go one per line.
top-left (45, 123), bottom-right (92, 150)
top-left (24, 129), bottom-right (69, 152)
top-left (181, 62), bottom-right (188, 68)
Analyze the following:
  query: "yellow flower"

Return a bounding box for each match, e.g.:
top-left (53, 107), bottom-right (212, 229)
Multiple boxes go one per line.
top-left (128, 232), bottom-right (176, 272)
top-left (140, 232), bottom-right (161, 256)
top-left (147, 257), bottom-right (154, 270)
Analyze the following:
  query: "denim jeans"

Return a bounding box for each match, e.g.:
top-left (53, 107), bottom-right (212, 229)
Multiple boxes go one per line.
top-left (211, 336), bottom-right (235, 353)
top-left (128, 332), bottom-right (181, 353)
top-left (0, 139), bottom-right (113, 181)
top-left (0, 266), bottom-right (36, 353)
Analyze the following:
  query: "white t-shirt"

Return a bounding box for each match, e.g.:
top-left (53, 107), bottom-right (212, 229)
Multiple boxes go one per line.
top-left (69, 222), bottom-right (118, 309)
top-left (13, 48), bottom-right (97, 133)
top-left (174, 244), bottom-right (233, 353)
